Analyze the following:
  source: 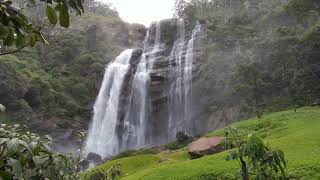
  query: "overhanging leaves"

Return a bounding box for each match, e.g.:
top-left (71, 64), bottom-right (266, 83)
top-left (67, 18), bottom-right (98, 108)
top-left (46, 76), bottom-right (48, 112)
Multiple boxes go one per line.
top-left (46, 5), bottom-right (58, 25)
top-left (0, 0), bottom-right (84, 50)
top-left (59, 2), bottom-right (70, 28)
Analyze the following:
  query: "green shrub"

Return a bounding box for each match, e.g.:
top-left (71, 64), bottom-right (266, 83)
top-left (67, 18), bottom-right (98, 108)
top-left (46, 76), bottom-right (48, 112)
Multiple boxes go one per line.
top-left (164, 138), bottom-right (193, 151)
top-left (113, 148), bottom-right (161, 160)
top-left (82, 165), bottom-right (121, 180)
top-left (224, 127), bottom-right (286, 180)
top-left (0, 124), bottom-right (77, 179)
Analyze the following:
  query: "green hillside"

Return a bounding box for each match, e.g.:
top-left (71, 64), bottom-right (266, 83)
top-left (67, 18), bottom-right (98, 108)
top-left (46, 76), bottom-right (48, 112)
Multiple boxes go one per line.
top-left (94, 107), bottom-right (320, 179)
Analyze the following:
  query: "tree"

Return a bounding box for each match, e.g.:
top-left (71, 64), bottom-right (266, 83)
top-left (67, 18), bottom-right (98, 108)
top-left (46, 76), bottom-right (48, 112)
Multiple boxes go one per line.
top-left (174, 0), bottom-right (235, 20)
top-left (233, 63), bottom-right (266, 118)
top-left (0, 0), bottom-right (84, 55)
top-left (84, 0), bottom-right (118, 17)
top-left (224, 127), bottom-right (286, 180)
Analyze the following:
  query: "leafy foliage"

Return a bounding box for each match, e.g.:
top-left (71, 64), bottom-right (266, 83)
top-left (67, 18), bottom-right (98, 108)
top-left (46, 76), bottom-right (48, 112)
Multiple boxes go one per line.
top-left (0, 123), bottom-right (77, 179)
top-left (0, 123), bottom-right (122, 179)
top-left (0, 0), bottom-right (84, 49)
top-left (0, 4), bottom-right (134, 138)
top-left (224, 127), bottom-right (286, 180)
top-left (164, 132), bottom-right (193, 150)
top-left (83, 165), bottom-right (121, 180)
top-left (232, 63), bottom-right (267, 118)
top-left (84, 0), bottom-right (119, 17)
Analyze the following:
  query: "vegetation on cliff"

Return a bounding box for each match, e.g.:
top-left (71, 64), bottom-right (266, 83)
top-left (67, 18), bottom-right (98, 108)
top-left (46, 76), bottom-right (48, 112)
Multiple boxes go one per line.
top-left (181, 0), bottom-right (320, 131)
top-left (0, 1), bottom-right (145, 145)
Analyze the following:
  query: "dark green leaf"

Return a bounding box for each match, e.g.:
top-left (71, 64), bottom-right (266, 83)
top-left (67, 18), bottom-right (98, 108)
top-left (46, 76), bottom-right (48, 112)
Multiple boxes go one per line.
top-left (15, 33), bottom-right (25, 48)
top-left (29, 35), bottom-right (36, 47)
top-left (59, 3), bottom-right (70, 28)
top-left (0, 25), bottom-right (9, 38)
top-left (0, 170), bottom-right (12, 179)
top-left (46, 5), bottom-right (57, 25)
top-left (4, 29), bottom-right (14, 46)
top-left (0, 160), bottom-right (4, 168)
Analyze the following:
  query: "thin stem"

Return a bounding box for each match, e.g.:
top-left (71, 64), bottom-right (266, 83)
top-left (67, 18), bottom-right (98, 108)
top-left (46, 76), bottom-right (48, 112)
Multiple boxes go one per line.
top-left (0, 45), bottom-right (29, 56)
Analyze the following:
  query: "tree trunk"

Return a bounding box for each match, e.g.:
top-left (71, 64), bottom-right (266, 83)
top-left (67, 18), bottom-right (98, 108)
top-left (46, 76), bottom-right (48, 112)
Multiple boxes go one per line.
top-left (240, 157), bottom-right (249, 180)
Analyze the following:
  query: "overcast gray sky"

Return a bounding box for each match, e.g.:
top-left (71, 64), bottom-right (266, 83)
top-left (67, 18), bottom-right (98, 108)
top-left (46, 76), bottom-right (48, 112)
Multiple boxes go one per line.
top-left (104, 0), bottom-right (175, 26)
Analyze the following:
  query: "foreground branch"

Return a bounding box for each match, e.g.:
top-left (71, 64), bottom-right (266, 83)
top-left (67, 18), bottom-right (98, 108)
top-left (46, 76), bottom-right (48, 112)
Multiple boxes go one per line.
top-left (0, 45), bottom-right (29, 56)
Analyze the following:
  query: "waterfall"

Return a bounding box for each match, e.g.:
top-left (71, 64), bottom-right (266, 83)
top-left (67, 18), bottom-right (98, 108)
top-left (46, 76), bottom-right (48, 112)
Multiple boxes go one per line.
top-left (85, 19), bottom-right (203, 158)
top-left (168, 19), bottom-right (186, 139)
top-left (168, 20), bottom-right (202, 139)
top-left (121, 53), bottom-right (149, 149)
top-left (85, 49), bottom-right (133, 157)
top-left (184, 22), bottom-right (202, 134)
top-left (147, 21), bottom-right (162, 70)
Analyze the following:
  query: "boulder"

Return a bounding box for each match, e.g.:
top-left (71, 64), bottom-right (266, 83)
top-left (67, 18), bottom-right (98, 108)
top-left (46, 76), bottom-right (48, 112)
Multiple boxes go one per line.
top-left (187, 137), bottom-right (225, 159)
top-left (86, 152), bottom-right (102, 163)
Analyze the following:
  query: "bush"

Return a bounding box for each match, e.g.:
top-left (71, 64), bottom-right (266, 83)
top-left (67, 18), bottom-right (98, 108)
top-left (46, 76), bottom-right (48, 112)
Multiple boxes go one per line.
top-left (164, 141), bottom-right (184, 150)
top-left (82, 165), bottom-right (121, 180)
top-left (224, 127), bottom-right (287, 180)
top-left (0, 124), bottom-right (77, 179)
top-left (112, 148), bottom-right (161, 160)
top-left (164, 133), bottom-right (193, 151)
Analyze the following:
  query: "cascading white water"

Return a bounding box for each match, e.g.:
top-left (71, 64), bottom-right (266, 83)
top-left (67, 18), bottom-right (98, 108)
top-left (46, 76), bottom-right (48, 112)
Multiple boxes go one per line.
top-left (135, 54), bottom-right (148, 146)
top-left (168, 20), bottom-right (202, 138)
top-left (147, 21), bottom-right (162, 70)
top-left (168, 19), bottom-right (186, 139)
top-left (85, 49), bottom-right (133, 157)
top-left (121, 53), bottom-right (149, 149)
top-left (183, 22), bottom-right (202, 133)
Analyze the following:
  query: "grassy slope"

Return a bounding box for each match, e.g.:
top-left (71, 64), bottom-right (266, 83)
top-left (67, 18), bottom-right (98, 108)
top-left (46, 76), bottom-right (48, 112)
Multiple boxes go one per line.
top-left (95, 107), bottom-right (320, 179)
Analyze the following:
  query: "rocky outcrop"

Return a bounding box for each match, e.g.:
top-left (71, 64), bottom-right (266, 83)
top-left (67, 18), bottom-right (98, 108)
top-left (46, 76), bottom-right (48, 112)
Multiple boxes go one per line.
top-left (187, 137), bottom-right (225, 159)
top-left (86, 152), bottom-right (102, 162)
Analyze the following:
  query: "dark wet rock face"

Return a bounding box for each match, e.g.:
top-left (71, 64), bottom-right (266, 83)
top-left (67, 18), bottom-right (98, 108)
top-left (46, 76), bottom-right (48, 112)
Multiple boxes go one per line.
top-left (130, 49), bottom-right (143, 65)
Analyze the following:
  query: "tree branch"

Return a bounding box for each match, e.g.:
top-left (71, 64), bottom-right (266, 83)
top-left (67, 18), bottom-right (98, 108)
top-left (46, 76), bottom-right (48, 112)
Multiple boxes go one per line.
top-left (0, 45), bottom-right (29, 56)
